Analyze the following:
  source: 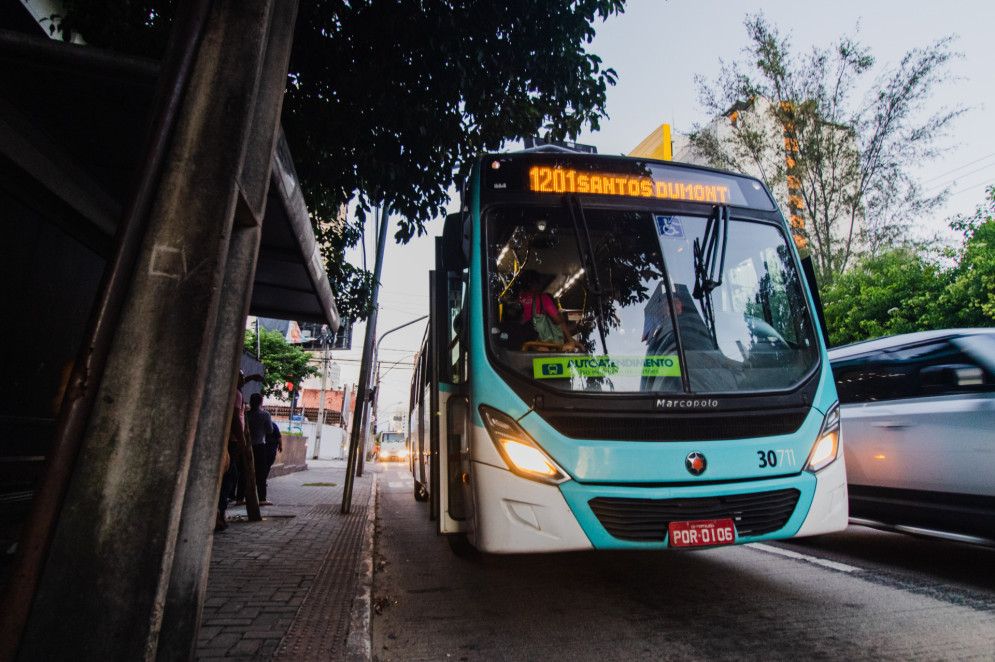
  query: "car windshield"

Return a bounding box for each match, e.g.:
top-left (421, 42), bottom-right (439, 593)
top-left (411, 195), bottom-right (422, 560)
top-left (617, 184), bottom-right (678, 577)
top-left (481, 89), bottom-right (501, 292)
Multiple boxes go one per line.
top-left (484, 204), bottom-right (819, 394)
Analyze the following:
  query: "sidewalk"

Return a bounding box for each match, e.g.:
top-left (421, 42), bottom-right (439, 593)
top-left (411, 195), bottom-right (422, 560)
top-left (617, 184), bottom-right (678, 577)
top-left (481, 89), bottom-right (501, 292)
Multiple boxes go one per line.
top-left (196, 459), bottom-right (377, 661)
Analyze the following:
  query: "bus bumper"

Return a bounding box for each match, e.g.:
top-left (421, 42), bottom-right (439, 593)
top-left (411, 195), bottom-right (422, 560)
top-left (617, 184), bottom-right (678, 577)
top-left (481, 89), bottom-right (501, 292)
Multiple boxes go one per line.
top-left (795, 451), bottom-right (848, 537)
top-left (470, 461), bottom-right (593, 553)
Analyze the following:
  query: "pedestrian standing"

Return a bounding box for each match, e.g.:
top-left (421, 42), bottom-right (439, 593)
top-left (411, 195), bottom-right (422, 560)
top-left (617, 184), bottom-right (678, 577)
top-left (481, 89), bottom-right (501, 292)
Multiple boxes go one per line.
top-left (264, 420), bottom-right (283, 492)
top-left (217, 370), bottom-right (248, 531)
top-left (245, 392), bottom-right (276, 505)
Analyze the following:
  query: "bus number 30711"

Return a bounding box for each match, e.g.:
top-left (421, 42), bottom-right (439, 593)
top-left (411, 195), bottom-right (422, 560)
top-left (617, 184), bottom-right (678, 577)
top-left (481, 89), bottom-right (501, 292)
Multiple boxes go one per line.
top-left (758, 449), bottom-right (796, 468)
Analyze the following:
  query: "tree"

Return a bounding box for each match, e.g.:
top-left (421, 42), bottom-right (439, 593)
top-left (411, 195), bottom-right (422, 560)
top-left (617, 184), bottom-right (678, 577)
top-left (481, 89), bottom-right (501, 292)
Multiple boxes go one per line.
top-left (244, 328), bottom-right (318, 399)
top-left (820, 247), bottom-right (946, 347)
top-left (53, 1), bottom-right (624, 322)
top-left (820, 185), bottom-right (995, 346)
top-left (688, 13), bottom-right (964, 284)
top-left (931, 185), bottom-right (995, 328)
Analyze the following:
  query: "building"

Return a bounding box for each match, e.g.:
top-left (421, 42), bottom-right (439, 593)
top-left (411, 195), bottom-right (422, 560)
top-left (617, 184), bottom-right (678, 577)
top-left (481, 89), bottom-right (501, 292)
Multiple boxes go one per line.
top-left (632, 98), bottom-right (865, 255)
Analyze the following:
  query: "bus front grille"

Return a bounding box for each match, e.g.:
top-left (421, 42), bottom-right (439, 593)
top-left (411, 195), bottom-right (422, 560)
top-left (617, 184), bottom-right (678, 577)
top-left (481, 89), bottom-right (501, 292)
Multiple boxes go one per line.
top-left (544, 410), bottom-right (807, 441)
top-left (588, 488), bottom-right (801, 542)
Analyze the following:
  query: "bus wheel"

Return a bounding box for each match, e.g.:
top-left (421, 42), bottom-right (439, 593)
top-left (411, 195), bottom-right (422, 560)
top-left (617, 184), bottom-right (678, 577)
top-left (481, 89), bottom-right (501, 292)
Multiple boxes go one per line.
top-left (446, 532), bottom-right (479, 560)
top-left (413, 481), bottom-right (429, 502)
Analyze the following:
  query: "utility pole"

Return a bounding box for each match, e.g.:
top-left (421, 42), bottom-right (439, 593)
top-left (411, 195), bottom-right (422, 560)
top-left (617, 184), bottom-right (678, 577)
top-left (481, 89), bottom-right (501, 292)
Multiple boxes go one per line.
top-left (342, 204), bottom-right (389, 514)
top-left (312, 328), bottom-right (330, 459)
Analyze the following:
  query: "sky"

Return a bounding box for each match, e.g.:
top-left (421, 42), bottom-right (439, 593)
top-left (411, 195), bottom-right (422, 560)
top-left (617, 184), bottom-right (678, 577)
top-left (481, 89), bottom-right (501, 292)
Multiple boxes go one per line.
top-left (330, 0), bottom-right (995, 423)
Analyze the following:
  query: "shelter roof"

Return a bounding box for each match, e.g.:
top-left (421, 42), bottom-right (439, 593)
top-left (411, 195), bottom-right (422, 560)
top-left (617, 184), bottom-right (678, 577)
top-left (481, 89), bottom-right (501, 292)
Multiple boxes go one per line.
top-left (0, 28), bottom-right (338, 328)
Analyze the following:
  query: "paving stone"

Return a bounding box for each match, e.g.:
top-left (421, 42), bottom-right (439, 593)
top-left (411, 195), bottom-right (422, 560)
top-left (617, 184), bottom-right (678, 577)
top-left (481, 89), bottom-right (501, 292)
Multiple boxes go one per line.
top-left (195, 460), bottom-right (373, 661)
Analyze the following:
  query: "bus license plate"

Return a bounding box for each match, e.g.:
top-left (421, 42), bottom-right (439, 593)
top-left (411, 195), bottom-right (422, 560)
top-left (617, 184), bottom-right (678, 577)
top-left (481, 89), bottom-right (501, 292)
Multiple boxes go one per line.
top-left (668, 519), bottom-right (736, 547)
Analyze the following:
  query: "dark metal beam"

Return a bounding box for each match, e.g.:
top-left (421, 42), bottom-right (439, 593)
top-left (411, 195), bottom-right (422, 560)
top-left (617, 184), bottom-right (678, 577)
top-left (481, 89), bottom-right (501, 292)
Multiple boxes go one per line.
top-left (15, 1), bottom-right (290, 659)
top-left (156, 1), bottom-right (299, 659)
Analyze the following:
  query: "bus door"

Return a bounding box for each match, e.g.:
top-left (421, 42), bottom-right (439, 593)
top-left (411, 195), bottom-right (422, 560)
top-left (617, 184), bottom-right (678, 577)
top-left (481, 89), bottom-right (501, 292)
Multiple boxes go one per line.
top-left (430, 222), bottom-right (470, 533)
top-left (409, 338), bottom-right (429, 502)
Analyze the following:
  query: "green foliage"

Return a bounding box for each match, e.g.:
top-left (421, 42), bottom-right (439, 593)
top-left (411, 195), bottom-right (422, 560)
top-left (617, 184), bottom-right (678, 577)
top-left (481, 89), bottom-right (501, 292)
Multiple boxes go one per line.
top-left (244, 328), bottom-right (318, 399)
top-left (821, 186), bottom-right (995, 346)
top-left (690, 13), bottom-right (963, 285)
top-left (821, 248), bottom-right (946, 346)
top-left (285, 1), bottom-right (623, 321)
top-left (937, 186), bottom-right (995, 327)
top-left (50, 1), bottom-right (625, 323)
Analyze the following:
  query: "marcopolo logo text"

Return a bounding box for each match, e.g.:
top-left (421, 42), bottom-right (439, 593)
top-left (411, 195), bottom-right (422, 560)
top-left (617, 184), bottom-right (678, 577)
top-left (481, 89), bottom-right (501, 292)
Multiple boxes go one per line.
top-left (656, 399), bottom-right (720, 409)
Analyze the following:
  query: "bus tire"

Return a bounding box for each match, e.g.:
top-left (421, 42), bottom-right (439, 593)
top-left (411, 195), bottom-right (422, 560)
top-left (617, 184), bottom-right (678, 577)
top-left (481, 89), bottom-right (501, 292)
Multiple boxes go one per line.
top-left (413, 481), bottom-right (429, 502)
top-left (446, 532), bottom-right (479, 560)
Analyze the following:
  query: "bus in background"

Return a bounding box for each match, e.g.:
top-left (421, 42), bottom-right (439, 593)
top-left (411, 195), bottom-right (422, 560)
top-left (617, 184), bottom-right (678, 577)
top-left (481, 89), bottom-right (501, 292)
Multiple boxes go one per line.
top-left (409, 150), bottom-right (846, 553)
top-left (377, 431), bottom-right (409, 463)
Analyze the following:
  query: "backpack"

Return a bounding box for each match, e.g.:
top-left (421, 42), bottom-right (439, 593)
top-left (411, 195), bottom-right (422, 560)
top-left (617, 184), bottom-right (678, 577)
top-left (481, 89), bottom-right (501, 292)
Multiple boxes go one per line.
top-left (531, 294), bottom-right (565, 345)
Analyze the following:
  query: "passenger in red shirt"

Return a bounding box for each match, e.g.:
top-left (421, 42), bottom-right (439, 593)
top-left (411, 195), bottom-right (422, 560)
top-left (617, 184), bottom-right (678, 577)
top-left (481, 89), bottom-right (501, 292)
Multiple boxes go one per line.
top-left (517, 269), bottom-right (582, 352)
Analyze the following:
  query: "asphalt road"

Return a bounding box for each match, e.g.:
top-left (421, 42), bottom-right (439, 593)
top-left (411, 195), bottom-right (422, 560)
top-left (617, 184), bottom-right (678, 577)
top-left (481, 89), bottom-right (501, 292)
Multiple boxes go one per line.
top-left (369, 463), bottom-right (995, 662)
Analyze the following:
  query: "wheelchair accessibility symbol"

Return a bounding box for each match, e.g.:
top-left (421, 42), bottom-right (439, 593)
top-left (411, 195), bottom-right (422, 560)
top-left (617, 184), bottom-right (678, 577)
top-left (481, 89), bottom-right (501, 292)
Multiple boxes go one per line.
top-left (656, 215), bottom-right (685, 238)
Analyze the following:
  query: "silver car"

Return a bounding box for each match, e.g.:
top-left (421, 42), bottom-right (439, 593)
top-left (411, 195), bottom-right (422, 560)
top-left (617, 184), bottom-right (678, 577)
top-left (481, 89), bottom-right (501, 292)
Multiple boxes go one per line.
top-left (828, 328), bottom-right (995, 546)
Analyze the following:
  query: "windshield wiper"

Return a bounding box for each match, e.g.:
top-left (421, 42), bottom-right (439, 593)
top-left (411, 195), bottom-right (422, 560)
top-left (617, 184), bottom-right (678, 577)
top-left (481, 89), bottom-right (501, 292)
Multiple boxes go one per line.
top-left (692, 205), bottom-right (729, 345)
top-left (565, 195), bottom-right (608, 355)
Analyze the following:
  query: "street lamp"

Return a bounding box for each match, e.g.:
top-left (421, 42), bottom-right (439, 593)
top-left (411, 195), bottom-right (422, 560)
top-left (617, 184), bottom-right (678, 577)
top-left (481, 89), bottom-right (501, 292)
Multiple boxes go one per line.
top-left (311, 325), bottom-right (333, 459)
top-left (359, 315), bottom-right (427, 475)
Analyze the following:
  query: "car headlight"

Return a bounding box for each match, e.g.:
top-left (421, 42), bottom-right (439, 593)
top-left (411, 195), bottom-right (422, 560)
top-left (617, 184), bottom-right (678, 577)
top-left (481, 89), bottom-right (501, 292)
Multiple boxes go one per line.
top-left (480, 406), bottom-right (567, 484)
top-left (806, 402), bottom-right (840, 473)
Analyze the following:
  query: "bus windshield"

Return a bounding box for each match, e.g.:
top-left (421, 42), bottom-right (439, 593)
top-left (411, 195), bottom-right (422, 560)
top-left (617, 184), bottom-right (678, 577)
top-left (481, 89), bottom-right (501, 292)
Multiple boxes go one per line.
top-left (484, 204), bottom-right (819, 394)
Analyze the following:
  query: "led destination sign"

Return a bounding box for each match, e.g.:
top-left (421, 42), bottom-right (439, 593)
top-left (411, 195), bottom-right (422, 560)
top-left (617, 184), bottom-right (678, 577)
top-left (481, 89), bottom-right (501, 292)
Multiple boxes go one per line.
top-left (529, 165), bottom-right (735, 204)
top-left (483, 155), bottom-right (776, 210)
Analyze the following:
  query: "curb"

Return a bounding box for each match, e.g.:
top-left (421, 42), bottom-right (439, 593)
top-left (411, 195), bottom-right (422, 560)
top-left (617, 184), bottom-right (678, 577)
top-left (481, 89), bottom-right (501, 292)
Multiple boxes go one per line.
top-left (343, 472), bottom-right (378, 661)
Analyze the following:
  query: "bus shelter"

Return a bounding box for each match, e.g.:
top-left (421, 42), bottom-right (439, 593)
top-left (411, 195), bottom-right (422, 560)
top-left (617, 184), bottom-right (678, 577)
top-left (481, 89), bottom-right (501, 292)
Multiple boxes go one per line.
top-left (0, 3), bottom-right (338, 659)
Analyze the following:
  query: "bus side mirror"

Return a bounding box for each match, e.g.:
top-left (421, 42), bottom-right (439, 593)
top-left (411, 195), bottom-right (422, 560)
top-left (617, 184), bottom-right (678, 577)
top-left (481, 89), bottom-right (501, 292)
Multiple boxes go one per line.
top-left (442, 212), bottom-right (468, 271)
top-left (800, 256), bottom-right (829, 349)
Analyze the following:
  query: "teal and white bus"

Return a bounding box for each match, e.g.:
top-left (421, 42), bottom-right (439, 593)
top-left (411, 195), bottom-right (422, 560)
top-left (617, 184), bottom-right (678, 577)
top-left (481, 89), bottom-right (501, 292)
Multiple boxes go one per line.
top-left (409, 150), bottom-right (846, 553)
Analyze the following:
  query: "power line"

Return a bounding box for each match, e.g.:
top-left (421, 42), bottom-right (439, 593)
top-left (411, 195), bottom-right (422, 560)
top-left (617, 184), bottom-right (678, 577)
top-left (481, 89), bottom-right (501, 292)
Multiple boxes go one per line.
top-left (947, 178), bottom-right (994, 199)
top-left (921, 151), bottom-right (995, 184)
top-left (923, 162), bottom-right (995, 194)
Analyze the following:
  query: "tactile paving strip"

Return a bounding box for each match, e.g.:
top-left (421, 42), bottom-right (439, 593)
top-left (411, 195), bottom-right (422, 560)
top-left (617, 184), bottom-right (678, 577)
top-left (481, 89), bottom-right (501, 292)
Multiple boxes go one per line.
top-left (272, 504), bottom-right (369, 660)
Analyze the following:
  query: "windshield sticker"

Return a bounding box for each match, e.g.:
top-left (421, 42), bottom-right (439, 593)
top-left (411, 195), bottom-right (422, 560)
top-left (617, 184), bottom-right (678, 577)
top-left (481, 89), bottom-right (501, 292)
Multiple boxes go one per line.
top-left (532, 355), bottom-right (681, 379)
top-left (655, 215), bottom-right (685, 238)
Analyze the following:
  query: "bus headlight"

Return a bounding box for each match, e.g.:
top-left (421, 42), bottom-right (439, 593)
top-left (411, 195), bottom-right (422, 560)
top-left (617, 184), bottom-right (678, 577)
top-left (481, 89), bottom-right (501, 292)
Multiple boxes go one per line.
top-left (480, 406), bottom-right (567, 484)
top-left (806, 402), bottom-right (840, 473)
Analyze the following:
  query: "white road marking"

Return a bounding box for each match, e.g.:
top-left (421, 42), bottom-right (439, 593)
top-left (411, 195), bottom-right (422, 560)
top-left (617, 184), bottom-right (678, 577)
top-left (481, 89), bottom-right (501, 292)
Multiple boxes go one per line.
top-left (750, 543), bottom-right (862, 573)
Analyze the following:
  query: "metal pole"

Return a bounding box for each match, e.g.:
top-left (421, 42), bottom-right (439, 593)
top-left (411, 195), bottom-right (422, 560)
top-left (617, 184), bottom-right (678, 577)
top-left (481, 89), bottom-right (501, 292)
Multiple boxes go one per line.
top-left (356, 390), bottom-right (370, 476)
top-left (376, 316), bottom-right (429, 362)
top-left (364, 359), bottom-right (380, 469)
top-left (342, 204), bottom-right (390, 513)
top-left (371, 359), bottom-right (381, 438)
top-left (366, 315), bottom-right (426, 472)
top-left (371, 315), bottom-right (426, 434)
top-left (14, 1), bottom-right (286, 656)
top-left (312, 335), bottom-right (329, 459)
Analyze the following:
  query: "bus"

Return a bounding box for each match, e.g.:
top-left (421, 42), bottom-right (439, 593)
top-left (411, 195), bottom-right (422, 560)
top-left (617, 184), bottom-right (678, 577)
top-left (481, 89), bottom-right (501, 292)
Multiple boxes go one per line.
top-left (377, 431), bottom-right (409, 462)
top-left (408, 150), bottom-right (847, 553)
